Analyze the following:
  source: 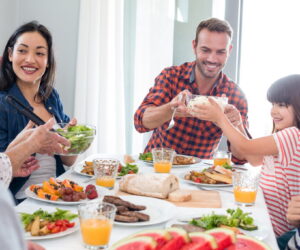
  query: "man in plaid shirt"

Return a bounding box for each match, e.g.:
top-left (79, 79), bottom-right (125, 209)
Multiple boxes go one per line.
top-left (134, 18), bottom-right (249, 162)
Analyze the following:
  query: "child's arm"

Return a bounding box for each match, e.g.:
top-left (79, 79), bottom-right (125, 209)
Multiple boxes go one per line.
top-left (287, 196), bottom-right (300, 227)
top-left (192, 98), bottom-right (278, 158)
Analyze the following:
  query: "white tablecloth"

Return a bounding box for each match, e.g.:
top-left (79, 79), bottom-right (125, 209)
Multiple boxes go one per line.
top-left (16, 156), bottom-right (279, 250)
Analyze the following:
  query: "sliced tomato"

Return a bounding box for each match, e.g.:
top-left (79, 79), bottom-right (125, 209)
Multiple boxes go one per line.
top-left (55, 220), bottom-right (63, 226)
top-left (51, 226), bottom-right (61, 234)
top-left (66, 222), bottom-right (75, 228)
top-left (60, 225), bottom-right (68, 232)
top-left (47, 222), bottom-right (55, 230)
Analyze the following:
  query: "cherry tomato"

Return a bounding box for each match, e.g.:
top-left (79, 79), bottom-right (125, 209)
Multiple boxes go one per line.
top-left (47, 222), bottom-right (55, 230)
top-left (60, 225), bottom-right (68, 232)
top-left (55, 220), bottom-right (63, 226)
top-left (128, 170), bottom-right (134, 174)
top-left (66, 222), bottom-right (75, 228)
top-left (51, 226), bottom-right (61, 234)
top-left (194, 177), bottom-right (201, 183)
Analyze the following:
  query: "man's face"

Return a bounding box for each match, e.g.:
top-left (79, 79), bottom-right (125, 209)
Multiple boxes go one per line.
top-left (193, 28), bottom-right (232, 79)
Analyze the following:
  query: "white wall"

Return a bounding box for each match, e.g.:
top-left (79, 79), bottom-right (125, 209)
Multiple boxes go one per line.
top-left (0, 0), bottom-right (80, 116)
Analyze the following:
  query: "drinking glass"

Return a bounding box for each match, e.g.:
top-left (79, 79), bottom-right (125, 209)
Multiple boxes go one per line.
top-left (213, 150), bottom-right (231, 166)
top-left (78, 202), bottom-right (116, 249)
top-left (233, 170), bottom-right (260, 206)
top-left (93, 158), bottom-right (119, 189)
top-left (152, 148), bottom-right (175, 173)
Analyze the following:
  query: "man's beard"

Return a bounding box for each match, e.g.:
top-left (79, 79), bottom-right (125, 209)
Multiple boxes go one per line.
top-left (196, 60), bottom-right (223, 79)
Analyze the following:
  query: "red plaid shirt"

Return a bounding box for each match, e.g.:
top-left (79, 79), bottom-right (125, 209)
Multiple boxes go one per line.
top-left (134, 61), bottom-right (249, 161)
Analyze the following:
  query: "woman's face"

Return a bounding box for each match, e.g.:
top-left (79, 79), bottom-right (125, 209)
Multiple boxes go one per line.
top-left (271, 103), bottom-right (296, 131)
top-left (8, 31), bottom-right (48, 86)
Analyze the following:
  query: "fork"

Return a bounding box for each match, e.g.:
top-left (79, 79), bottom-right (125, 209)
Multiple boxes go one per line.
top-left (167, 107), bottom-right (177, 130)
top-left (167, 93), bottom-right (182, 130)
top-left (197, 186), bottom-right (233, 193)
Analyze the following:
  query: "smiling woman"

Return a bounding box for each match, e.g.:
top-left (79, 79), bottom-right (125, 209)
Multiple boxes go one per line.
top-left (0, 21), bottom-right (77, 202)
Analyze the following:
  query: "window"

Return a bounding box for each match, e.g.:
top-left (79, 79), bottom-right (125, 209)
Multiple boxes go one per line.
top-left (239, 0), bottom-right (300, 137)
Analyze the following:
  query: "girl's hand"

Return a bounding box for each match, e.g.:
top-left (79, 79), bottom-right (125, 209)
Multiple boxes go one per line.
top-left (287, 196), bottom-right (300, 227)
top-left (189, 97), bottom-right (224, 124)
top-left (224, 104), bottom-right (243, 127)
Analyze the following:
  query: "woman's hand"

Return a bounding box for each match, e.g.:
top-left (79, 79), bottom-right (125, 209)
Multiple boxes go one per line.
top-left (13, 156), bottom-right (40, 178)
top-left (287, 196), bottom-right (300, 227)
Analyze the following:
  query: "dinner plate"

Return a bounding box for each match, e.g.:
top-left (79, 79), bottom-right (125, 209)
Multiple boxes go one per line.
top-left (25, 218), bottom-right (79, 240)
top-left (141, 154), bottom-right (201, 168)
top-left (179, 172), bottom-right (232, 187)
top-left (165, 213), bottom-right (269, 241)
top-left (73, 162), bottom-right (136, 179)
top-left (25, 184), bottom-right (109, 205)
top-left (114, 195), bottom-right (176, 227)
top-left (19, 206), bottom-right (79, 241)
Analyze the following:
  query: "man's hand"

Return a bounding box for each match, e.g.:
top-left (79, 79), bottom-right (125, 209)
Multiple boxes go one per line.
top-left (13, 156), bottom-right (40, 178)
top-left (169, 90), bottom-right (192, 118)
top-left (287, 196), bottom-right (300, 227)
top-left (224, 104), bottom-right (243, 127)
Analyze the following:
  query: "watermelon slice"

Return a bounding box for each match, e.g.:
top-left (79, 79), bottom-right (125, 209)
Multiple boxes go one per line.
top-left (206, 228), bottom-right (236, 250)
top-left (189, 232), bottom-right (218, 249)
top-left (110, 236), bottom-right (157, 250)
top-left (161, 227), bottom-right (190, 250)
top-left (132, 229), bottom-right (171, 249)
top-left (226, 234), bottom-right (272, 250)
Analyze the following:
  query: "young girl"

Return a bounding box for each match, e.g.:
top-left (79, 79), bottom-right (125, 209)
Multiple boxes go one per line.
top-left (192, 74), bottom-right (300, 238)
top-left (0, 21), bottom-right (77, 202)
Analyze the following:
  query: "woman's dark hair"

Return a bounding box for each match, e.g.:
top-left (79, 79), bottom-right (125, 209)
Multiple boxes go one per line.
top-left (267, 74), bottom-right (300, 130)
top-left (0, 20), bottom-right (55, 101)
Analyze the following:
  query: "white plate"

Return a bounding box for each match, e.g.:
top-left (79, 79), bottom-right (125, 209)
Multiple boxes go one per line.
top-left (19, 207), bottom-right (79, 240)
top-left (141, 154), bottom-right (202, 168)
top-left (73, 163), bottom-right (93, 177)
top-left (25, 184), bottom-right (109, 205)
top-left (114, 195), bottom-right (176, 227)
top-left (179, 172), bottom-right (232, 187)
top-left (25, 218), bottom-right (79, 240)
top-left (165, 210), bottom-right (269, 241)
top-left (73, 162), bottom-right (137, 179)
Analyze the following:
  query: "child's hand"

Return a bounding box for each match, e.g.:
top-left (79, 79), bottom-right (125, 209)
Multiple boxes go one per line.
top-left (224, 104), bottom-right (243, 127)
top-left (189, 97), bottom-right (224, 124)
top-left (287, 195), bottom-right (300, 227)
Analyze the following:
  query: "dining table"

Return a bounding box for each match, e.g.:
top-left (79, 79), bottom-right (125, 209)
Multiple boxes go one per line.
top-left (16, 154), bottom-right (279, 250)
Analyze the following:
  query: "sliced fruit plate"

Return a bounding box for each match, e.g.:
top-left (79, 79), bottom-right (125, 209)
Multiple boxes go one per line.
top-left (110, 226), bottom-right (271, 250)
top-left (25, 178), bottom-right (108, 205)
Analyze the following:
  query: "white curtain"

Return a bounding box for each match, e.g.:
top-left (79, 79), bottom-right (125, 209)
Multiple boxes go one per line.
top-left (74, 0), bottom-right (175, 157)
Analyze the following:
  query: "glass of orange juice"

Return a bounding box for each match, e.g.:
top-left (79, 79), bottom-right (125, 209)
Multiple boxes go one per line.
top-left (213, 150), bottom-right (231, 166)
top-left (93, 158), bottom-right (119, 189)
top-left (78, 202), bottom-right (116, 249)
top-left (152, 148), bottom-right (175, 173)
top-left (233, 170), bottom-right (260, 206)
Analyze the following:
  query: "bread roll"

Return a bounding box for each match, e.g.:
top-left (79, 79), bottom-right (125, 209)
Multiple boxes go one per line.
top-left (119, 173), bottom-right (179, 199)
top-left (168, 190), bottom-right (192, 202)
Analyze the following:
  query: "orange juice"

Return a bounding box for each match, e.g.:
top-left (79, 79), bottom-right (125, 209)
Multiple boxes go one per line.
top-left (80, 218), bottom-right (112, 246)
top-left (234, 187), bottom-right (257, 204)
top-left (154, 161), bottom-right (172, 173)
top-left (213, 158), bottom-right (231, 166)
top-left (96, 177), bottom-right (115, 188)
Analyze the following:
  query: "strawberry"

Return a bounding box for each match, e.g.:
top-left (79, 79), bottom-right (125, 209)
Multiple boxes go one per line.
top-left (87, 189), bottom-right (98, 199)
top-left (85, 184), bottom-right (96, 191)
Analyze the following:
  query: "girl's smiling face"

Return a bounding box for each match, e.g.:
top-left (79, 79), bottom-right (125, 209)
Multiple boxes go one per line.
top-left (271, 103), bottom-right (296, 131)
top-left (8, 31), bottom-right (48, 86)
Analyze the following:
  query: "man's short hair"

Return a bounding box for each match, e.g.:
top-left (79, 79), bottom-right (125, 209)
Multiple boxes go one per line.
top-left (195, 17), bottom-right (233, 44)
